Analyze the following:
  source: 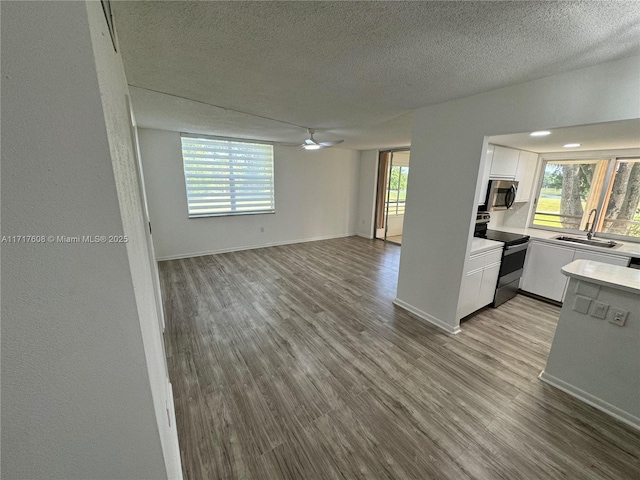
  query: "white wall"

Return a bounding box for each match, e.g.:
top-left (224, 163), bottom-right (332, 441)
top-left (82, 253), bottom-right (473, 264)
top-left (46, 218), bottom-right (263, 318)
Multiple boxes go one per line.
top-left (356, 150), bottom-right (379, 238)
top-left (137, 128), bottom-right (361, 260)
top-left (1, 2), bottom-right (176, 478)
top-left (392, 150), bottom-right (411, 167)
top-left (85, 2), bottom-right (181, 478)
top-left (542, 276), bottom-right (640, 429)
top-left (396, 55), bottom-right (640, 333)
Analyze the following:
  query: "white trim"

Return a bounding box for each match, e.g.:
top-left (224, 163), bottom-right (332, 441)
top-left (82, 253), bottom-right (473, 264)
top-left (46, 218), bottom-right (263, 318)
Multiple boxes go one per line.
top-left (356, 231), bottom-right (374, 240)
top-left (539, 371), bottom-right (640, 432)
top-left (538, 148), bottom-right (640, 161)
top-left (156, 232), bottom-right (356, 261)
top-left (164, 381), bottom-right (183, 480)
top-left (393, 297), bottom-right (461, 335)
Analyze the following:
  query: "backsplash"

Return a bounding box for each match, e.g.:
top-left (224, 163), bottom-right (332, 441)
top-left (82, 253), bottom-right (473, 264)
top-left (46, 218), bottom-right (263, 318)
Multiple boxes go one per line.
top-left (488, 202), bottom-right (531, 230)
top-left (503, 202), bottom-right (531, 228)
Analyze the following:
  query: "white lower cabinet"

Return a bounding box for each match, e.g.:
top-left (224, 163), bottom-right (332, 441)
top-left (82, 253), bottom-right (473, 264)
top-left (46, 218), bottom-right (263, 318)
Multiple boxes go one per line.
top-left (457, 248), bottom-right (502, 320)
top-left (458, 268), bottom-right (483, 320)
top-left (571, 249), bottom-right (630, 266)
top-left (521, 242), bottom-right (575, 302)
top-left (478, 263), bottom-right (501, 307)
top-left (520, 240), bottom-right (630, 302)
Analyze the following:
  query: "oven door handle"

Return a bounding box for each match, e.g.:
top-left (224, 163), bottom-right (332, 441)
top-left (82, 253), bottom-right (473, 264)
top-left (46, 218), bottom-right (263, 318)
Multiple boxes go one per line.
top-left (504, 242), bottom-right (529, 254)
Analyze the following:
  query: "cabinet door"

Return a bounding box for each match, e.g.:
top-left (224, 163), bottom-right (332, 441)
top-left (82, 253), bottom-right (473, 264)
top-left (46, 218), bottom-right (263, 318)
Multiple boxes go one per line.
top-left (571, 250), bottom-right (630, 267)
top-left (478, 263), bottom-right (501, 307)
top-left (514, 150), bottom-right (539, 203)
top-left (457, 268), bottom-right (483, 319)
top-left (491, 145), bottom-right (519, 179)
top-left (478, 144), bottom-right (495, 206)
top-left (520, 242), bottom-right (575, 302)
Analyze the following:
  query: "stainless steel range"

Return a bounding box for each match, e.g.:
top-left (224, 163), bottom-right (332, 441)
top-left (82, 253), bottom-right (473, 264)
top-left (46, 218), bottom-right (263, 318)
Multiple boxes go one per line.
top-left (475, 213), bottom-right (530, 307)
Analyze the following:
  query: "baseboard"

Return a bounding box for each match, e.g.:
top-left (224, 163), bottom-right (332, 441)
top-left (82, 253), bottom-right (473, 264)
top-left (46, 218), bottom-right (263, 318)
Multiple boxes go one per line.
top-left (393, 298), bottom-right (461, 335)
top-left (156, 232), bottom-right (357, 261)
top-left (539, 371), bottom-right (640, 432)
top-left (518, 289), bottom-right (563, 307)
top-left (355, 231), bottom-right (374, 239)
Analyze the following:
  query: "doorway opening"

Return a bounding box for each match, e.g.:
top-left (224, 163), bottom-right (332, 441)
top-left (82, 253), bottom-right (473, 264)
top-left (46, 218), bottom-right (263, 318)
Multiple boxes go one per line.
top-left (375, 149), bottom-right (410, 245)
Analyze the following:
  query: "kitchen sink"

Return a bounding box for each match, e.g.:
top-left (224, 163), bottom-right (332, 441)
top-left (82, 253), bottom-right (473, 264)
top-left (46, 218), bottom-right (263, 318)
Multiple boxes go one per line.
top-left (554, 235), bottom-right (618, 248)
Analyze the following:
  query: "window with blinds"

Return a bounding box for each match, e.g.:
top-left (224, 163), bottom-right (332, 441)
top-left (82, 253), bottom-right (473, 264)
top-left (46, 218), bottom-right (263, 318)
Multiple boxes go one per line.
top-left (180, 135), bottom-right (275, 218)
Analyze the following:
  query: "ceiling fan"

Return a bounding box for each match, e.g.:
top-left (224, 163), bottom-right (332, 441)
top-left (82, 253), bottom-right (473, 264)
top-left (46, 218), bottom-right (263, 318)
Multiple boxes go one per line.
top-left (300, 128), bottom-right (344, 150)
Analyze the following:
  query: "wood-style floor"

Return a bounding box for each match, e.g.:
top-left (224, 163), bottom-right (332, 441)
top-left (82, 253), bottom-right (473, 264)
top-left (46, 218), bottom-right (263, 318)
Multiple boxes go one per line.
top-left (159, 236), bottom-right (640, 480)
top-left (385, 235), bottom-right (402, 245)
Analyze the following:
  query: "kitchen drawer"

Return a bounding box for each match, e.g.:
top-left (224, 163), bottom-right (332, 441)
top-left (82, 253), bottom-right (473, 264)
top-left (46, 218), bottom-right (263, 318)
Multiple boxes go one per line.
top-left (467, 248), bottom-right (503, 273)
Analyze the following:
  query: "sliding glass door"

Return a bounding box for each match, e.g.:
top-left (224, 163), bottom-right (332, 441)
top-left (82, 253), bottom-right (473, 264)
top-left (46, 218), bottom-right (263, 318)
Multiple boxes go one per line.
top-left (376, 149), bottom-right (410, 244)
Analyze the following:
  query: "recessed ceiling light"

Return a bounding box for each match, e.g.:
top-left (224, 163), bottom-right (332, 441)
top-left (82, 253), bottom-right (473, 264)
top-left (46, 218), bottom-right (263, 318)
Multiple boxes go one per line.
top-left (563, 143), bottom-right (581, 148)
top-left (530, 131), bottom-right (551, 137)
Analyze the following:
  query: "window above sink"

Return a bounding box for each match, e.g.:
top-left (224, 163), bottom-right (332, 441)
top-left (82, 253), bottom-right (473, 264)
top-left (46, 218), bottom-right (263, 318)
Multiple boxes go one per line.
top-left (532, 153), bottom-right (640, 241)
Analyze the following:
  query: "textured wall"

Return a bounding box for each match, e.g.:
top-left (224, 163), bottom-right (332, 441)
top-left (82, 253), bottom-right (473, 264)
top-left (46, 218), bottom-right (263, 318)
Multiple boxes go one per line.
top-left (1, 2), bottom-right (170, 478)
top-left (356, 150), bottom-right (379, 239)
top-left (397, 55), bottom-right (640, 332)
top-left (138, 128), bottom-right (360, 260)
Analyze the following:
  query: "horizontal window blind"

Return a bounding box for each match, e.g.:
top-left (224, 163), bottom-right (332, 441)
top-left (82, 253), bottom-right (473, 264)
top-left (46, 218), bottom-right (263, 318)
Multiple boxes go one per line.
top-left (181, 135), bottom-right (275, 218)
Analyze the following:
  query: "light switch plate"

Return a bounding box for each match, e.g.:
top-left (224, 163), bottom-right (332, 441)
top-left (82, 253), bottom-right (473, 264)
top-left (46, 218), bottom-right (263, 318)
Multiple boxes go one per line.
top-left (572, 295), bottom-right (592, 315)
top-left (609, 308), bottom-right (628, 327)
top-left (591, 301), bottom-right (609, 320)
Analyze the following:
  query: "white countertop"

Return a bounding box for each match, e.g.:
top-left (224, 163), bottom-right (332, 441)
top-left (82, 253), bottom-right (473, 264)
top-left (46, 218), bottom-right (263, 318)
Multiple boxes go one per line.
top-left (471, 237), bottom-right (504, 255)
top-left (492, 226), bottom-right (640, 257)
top-left (562, 259), bottom-right (640, 295)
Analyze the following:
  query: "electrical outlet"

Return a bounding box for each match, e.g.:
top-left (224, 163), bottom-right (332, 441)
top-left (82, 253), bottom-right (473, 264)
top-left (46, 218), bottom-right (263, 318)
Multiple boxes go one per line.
top-left (591, 301), bottom-right (609, 320)
top-left (609, 308), bottom-right (628, 327)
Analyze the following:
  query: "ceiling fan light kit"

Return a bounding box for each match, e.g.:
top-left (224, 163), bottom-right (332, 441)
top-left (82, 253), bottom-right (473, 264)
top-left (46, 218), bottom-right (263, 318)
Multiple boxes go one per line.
top-left (300, 128), bottom-right (344, 150)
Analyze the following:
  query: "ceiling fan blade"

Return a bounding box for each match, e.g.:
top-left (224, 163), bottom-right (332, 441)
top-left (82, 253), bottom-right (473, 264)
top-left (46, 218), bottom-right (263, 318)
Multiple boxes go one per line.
top-left (319, 139), bottom-right (344, 147)
top-left (304, 138), bottom-right (318, 145)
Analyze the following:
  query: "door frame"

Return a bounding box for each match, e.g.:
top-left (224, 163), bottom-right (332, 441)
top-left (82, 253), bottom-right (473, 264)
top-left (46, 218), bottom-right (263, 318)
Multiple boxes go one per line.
top-left (374, 147), bottom-right (410, 242)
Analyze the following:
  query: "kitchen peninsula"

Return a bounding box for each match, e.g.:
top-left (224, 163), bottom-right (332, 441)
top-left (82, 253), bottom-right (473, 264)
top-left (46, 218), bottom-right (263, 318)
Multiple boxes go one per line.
top-left (540, 259), bottom-right (640, 431)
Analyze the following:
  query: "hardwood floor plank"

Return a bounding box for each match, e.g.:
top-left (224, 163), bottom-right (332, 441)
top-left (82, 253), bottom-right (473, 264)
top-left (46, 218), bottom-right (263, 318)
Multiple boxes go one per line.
top-left (202, 392), bottom-right (260, 480)
top-left (159, 236), bottom-right (640, 480)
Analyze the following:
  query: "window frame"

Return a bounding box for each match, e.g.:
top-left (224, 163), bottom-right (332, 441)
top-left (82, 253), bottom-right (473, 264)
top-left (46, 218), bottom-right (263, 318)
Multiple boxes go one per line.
top-left (180, 133), bottom-right (276, 219)
top-left (529, 148), bottom-right (640, 242)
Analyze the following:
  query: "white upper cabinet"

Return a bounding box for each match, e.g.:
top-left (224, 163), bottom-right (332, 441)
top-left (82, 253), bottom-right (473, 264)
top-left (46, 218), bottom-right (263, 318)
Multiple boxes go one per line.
top-left (514, 150), bottom-right (539, 203)
top-left (478, 144), bottom-right (539, 205)
top-left (490, 145), bottom-right (519, 179)
top-left (477, 144), bottom-right (495, 206)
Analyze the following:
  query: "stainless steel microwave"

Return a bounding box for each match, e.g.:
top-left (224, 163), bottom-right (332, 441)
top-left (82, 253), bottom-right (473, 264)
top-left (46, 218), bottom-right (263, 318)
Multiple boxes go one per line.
top-left (485, 179), bottom-right (518, 211)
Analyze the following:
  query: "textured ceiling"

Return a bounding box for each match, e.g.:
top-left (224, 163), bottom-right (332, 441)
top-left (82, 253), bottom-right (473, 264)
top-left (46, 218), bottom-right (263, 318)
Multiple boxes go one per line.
top-left (489, 119), bottom-right (640, 154)
top-left (112, 1), bottom-right (640, 149)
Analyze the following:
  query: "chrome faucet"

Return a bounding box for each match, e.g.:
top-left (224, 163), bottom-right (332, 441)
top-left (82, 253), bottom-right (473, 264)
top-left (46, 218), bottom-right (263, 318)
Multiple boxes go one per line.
top-left (585, 208), bottom-right (598, 240)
